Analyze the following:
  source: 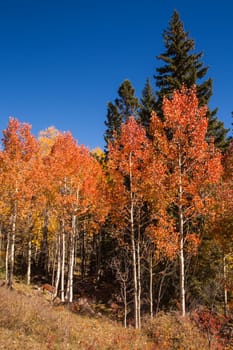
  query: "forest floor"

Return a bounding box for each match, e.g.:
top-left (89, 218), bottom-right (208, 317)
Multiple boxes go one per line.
top-left (0, 279), bottom-right (232, 349)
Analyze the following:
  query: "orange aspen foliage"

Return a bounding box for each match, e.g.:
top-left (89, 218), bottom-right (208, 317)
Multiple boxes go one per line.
top-left (41, 131), bottom-right (108, 301)
top-left (0, 117), bottom-right (39, 286)
top-left (108, 116), bottom-right (153, 328)
top-left (150, 86), bottom-right (222, 315)
top-left (150, 86), bottom-right (222, 242)
top-left (0, 117), bottom-right (39, 212)
top-left (46, 131), bottom-right (108, 231)
top-left (108, 116), bottom-right (176, 258)
top-left (108, 116), bottom-right (152, 228)
top-left (211, 143), bottom-right (233, 251)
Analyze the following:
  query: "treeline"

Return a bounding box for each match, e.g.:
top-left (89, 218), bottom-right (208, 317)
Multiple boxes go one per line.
top-left (0, 87), bottom-right (232, 328)
top-left (0, 11), bottom-right (232, 330)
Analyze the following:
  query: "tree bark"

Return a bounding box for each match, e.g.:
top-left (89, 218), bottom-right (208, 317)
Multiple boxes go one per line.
top-left (81, 223), bottom-right (86, 278)
top-left (5, 228), bottom-right (10, 283)
top-left (137, 219), bottom-right (141, 329)
top-left (66, 214), bottom-right (76, 302)
top-left (27, 231), bottom-right (32, 285)
top-left (60, 219), bottom-right (65, 302)
top-left (129, 152), bottom-right (138, 329)
top-left (223, 253), bottom-right (228, 317)
top-left (8, 205), bottom-right (17, 288)
top-left (178, 146), bottom-right (185, 316)
top-left (149, 250), bottom-right (153, 319)
top-left (54, 233), bottom-right (61, 298)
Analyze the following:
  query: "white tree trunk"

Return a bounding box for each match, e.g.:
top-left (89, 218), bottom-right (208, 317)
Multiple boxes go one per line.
top-left (149, 250), bottom-right (153, 319)
top-left (52, 242), bottom-right (56, 287)
top-left (5, 229), bottom-right (10, 283)
top-left (131, 218), bottom-right (138, 328)
top-left (60, 220), bottom-right (65, 302)
top-left (27, 231), bottom-right (32, 285)
top-left (137, 227), bottom-right (141, 329)
top-left (8, 209), bottom-right (16, 288)
top-left (54, 233), bottom-right (61, 298)
top-left (9, 232), bottom-right (15, 288)
top-left (179, 223), bottom-right (185, 316)
top-left (123, 281), bottom-right (127, 328)
top-left (223, 253), bottom-right (228, 317)
top-left (178, 147), bottom-right (185, 316)
top-left (67, 214), bottom-right (75, 303)
top-left (129, 152), bottom-right (138, 329)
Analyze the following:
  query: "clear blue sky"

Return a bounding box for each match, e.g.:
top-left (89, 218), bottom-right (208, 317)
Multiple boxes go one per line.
top-left (0, 0), bottom-right (232, 150)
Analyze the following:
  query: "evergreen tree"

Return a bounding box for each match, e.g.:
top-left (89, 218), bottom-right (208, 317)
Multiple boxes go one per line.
top-left (138, 78), bottom-right (157, 134)
top-left (227, 111), bottom-right (233, 143)
top-left (208, 112), bottom-right (229, 150)
top-left (104, 80), bottom-right (139, 147)
top-left (104, 102), bottom-right (121, 147)
top-left (155, 10), bottom-right (228, 150)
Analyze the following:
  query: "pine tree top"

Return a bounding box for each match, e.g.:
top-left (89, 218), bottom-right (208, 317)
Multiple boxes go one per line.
top-left (154, 10), bottom-right (229, 150)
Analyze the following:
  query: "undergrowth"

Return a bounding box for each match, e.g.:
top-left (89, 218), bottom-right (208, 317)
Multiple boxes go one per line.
top-left (0, 284), bottom-right (152, 350)
top-left (0, 282), bottom-right (226, 349)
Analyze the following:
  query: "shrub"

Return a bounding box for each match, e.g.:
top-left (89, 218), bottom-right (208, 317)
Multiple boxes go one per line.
top-left (143, 312), bottom-right (209, 350)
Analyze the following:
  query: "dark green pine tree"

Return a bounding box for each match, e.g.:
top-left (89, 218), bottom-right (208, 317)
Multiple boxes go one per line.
top-left (138, 78), bottom-right (157, 134)
top-left (104, 102), bottom-right (121, 147)
top-left (104, 79), bottom-right (139, 147)
top-left (155, 10), bottom-right (229, 150)
top-left (227, 111), bottom-right (233, 143)
top-left (208, 110), bottom-right (229, 149)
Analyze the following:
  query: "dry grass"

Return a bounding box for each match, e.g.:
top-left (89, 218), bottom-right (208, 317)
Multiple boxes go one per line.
top-left (0, 283), bottom-right (153, 350)
top-left (143, 312), bottom-right (210, 350)
top-left (0, 281), bottom-right (218, 350)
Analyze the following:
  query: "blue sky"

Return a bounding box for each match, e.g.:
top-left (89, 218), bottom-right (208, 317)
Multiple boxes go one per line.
top-left (0, 0), bottom-right (232, 150)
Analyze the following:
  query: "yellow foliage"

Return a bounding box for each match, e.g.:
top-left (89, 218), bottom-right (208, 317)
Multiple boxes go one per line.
top-left (38, 126), bottom-right (59, 156)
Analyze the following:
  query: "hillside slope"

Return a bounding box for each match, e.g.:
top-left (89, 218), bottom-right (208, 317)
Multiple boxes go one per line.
top-left (0, 282), bottom-right (225, 349)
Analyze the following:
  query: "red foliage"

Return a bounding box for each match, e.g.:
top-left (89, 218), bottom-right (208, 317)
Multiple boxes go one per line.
top-left (191, 307), bottom-right (233, 348)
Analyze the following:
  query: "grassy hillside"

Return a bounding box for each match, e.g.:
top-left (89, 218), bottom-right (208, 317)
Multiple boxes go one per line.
top-left (0, 281), bottom-right (227, 349)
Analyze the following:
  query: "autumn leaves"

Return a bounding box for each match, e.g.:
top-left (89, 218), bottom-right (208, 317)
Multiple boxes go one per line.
top-left (0, 87), bottom-right (223, 324)
top-left (1, 121), bottom-right (108, 296)
top-left (108, 86), bottom-right (222, 321)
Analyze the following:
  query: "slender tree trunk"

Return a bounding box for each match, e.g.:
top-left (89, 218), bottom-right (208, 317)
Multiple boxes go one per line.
top-left (129, 152), bottom-right (138, 329)
top-left (66, 214), bottom-right (75, 303)
top-left (34, 245), bottom-right (38, 265)
top-left (156, 263), bottom-right (168, 315)
top-left (54, 232), bottom-right (61, 298)
top-left (65, 249), bottom-right (70, 300)
top-left (123, 280), bottom-right (127, 328)
top-left (96, 230), bottom-right (102, 280)
top-left (8, 205), bottom-right (17, 288)
top-left (149, 250), bottom-right (153, 319)
top-left (131, 228), bottom-right (138, 328)
top-left (5, 228), bottom-right (10, 283)
top-left (137, 219), bottom-right (141, 329)
top-left (81, 225), bottom-right (86, 278)
top-left (8, 231), bottom-right (15, 288)
top-left (48, 248), bottom-right (53, 275)
top-left (52, 241), bottom-right (56, 287)
top-left (178, 147), bottom-right (185, 316)
top-left (179, 224), bottom-right (185, 316)
top-left (60, 219), bottom-right (65, 302)
top-left (223, 253), bottom-right (228, 317)
top-left (27, 231), bottom-right (32, 285)
top-left (74, 220), bottom-right (79, 269)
